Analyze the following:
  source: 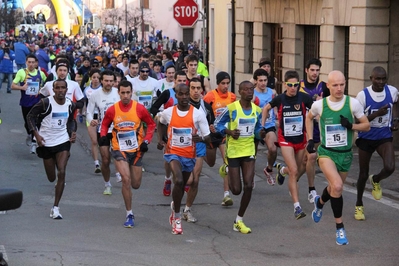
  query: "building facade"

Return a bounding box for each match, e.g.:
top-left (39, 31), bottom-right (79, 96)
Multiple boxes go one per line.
top-left (88, 0), bottom-right (205, 46)
top-left (209, 0), bottom-right (398, 96)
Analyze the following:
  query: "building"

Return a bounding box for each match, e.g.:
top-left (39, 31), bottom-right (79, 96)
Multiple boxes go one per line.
top-left (89, 0), bottom-right (205, 46)
top-left (209, 0), bottom-right (398, 96)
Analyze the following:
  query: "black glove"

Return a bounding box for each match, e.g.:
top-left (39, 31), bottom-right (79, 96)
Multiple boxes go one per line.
top-left (306, 139), bottom-right (316, 154)
top-left (340, 115), bottom-right (353, 130)
top-left (140, 142), bottom-right (148, 152)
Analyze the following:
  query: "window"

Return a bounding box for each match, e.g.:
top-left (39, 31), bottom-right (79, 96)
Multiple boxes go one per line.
top-left (244, 22), bottom-right (254, 74)
top-left (303, 25), bottom-right (320, 78)
top-left (142, 0), bottom-right (150, 9)
top-left (105, 0), bottom-right (115, 9)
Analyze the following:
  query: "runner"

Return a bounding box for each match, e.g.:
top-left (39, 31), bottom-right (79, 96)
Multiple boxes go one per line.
top-left (86, 70), bottom-right (120, 194)
top-left (215, 80), bottom-right (266, 233)
top-left (11, 54), bottom-right (47, 154)
top-left (157, 83), bottom-right (210, 235)
top-left (100, 80), bottom-right (156, 227)
top-left (203, 71), bottom-right (236, 206)
top-left (27, 79), bottom-right (77, 219)
top-left (298, 58), bottom-right (330, 203)
top-left (182, 78), bottom-right (214, 223)
top-left (252, 68), bottom-right (278, 186)
top-left (354, 66), bottom-right (398, 220)
top-left (306, 70), bottom-right (370, 245)
top-left (262, 70), bottom-right (313, 219)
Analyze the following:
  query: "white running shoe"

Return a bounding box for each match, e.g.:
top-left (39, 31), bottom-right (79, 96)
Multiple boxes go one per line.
top-left (30, 143), bottom-right (37, 154)
top-left (103, 186), bottom-right (112, 195)
top-left (308, 190), bottom-right (317, 204)
top-left (115, 173), bottom-right (122, 183)
top-left (50, 206), bottom-right (63, 219)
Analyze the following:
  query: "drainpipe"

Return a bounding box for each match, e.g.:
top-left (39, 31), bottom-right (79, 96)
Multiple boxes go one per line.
top-left (231, 0), bottom-right (236, 93)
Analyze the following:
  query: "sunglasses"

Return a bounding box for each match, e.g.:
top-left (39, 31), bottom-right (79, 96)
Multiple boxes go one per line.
top-left (286, 82), bottom-right (300, 88)
top-left (92, 64), bottom-right (99, 67)
top-left (140, 70), bottom-right (149, 73)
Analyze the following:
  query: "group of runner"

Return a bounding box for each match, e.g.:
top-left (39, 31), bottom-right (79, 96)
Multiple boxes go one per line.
top-left (12, 50), bottom-right (398, 245)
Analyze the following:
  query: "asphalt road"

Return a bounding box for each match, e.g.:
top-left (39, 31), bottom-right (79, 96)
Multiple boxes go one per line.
top-left (1, 89), bottom-right (399, 266)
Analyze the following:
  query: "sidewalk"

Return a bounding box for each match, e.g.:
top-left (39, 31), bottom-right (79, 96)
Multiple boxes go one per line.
top-left (257, 144), bottom-right (399, 201)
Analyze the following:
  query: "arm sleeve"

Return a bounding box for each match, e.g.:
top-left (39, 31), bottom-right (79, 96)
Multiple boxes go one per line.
top-left (214, 108), bottom-right (230, 135)
top-left (355, 90), bottom-right (366, 109)
top-left (26, 98), bottom-right (48, 133)
top-left (351, 98), bottom-right (367, 119)
top-left (67, 102), bottom-right (77, 135)
top-left (150, 89), bottom-right (170, 117)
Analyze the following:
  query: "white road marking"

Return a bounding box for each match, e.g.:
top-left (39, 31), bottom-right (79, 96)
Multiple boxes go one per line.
top-left (343, 185), bottom-right (399, 210)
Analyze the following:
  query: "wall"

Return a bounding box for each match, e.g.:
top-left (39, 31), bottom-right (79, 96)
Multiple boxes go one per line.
top-left (208, 0), bottom-right (232, 90)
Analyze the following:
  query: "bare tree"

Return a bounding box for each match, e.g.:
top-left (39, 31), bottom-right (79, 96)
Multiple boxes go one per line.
top-left (0, 4), bottom-right (23, 32)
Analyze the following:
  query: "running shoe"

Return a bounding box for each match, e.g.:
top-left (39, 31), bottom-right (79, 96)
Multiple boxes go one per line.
top-left (169, 201), bottom-right (174, 225)
top-left (219, 164), bottom-right (228, 178)
top-left (30, 143), bottom-right (37, 154)
top-left (308, 190), bottom-right (317, 204)
top-left (124, 214), bottom-right (135, 228)
top-left (311, 196), bottom-right (322, 223)
top-left (184, 185), bottom-right (190, 193)
top-left (263, 167), bottom-right (275, 185)
top-left (294, 206), bottom-right (306, 220)
top-left (95, 164), bottom-right (101, 174)
top-left (115, 172), bottom-right (122, 183)
top-left (183, 209), bottom-right (198, 223)
top-left (275, 163), bottom-right (286, 185)
top-left (50, 206), bottom-right (63, 219)
top-left (163, 179), bottom-right (171, 196)
top-left (26, 135), bottom-right (32, 146)
top-left (221, 196), bottom-right (233, 206)
top-left (233, 220), bottom-right (251, 234)
top-left (336, 228), bottom-right (348, 245)
top-left (103, 186), bottom-right (112, 195)
top-left (171, 217), bottom-right (183, 235)
top-left (369, 175), bottom-right (382, 200)
top-left (354, 206), bottom-right (365, 221)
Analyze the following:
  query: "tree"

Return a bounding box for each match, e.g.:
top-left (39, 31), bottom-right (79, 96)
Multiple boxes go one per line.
top-left (100, 3), bottom-right (157, 38)
top-left (0, 3), bottom-right (23, 33)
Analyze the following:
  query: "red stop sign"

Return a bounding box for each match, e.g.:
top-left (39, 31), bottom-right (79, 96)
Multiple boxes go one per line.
top-left (173, 0), bottom-right (199, 27)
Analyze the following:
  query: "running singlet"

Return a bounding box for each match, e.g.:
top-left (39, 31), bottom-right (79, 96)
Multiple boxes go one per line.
top-left (111, 101), bottom-right (144, 152)
top-left (253, 88), bottom-right (275, 128)
top-left (18, 69), bottom-right (43, 107)
top-left (165, 105), bottom-right (196, 158)
top-left (320, 96), bottom-right (353, 151)
top-left (358, 85), bottom-right (393, 140)
top-left (38, 97), bottom-right (73, 147)
top-left (226, 101), bottom-right (261, 158)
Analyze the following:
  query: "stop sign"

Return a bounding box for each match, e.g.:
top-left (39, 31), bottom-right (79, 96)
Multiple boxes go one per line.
top-left (173, 0), bottom-right (199, 27)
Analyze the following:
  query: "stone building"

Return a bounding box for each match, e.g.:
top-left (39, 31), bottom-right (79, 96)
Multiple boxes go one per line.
top-left (208, 0), bottom-right (398, 96)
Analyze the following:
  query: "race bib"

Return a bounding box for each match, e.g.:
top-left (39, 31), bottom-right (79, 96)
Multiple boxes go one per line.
top-left (51, 112), bottom-right (68, 129)
top-left (138, 95), bottom-right (152, 109)
top-left (237, 117), bottom-right (255, 137)
top-left (171, 127), bottom-right (192, 147)
top-left (117, 131), bottom-right (138, 151)
top-left (283, 116), bottom-right (303, 136)
top-left (325, 124), bottom-right (347, 147)
top-left (25, 80), bottom-right (39, 96)
top-left (370, 108), bottom-right (390, 128)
